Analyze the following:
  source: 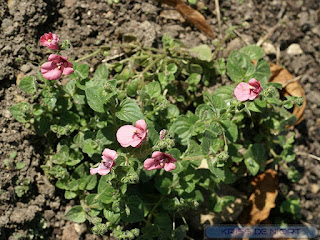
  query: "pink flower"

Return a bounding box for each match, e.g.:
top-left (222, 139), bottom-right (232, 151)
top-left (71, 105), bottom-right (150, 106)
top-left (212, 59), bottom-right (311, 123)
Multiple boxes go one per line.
top-left (116, 119), bottom-right (148, 148)
top-left (90, 148), bottom-right (118, 175)
top-left (234, 78), bottom-right (263, 102)
top-left (40, 54), bottom-right (74, 80)
top-left (144, 151), bottom-right (177, 172)
top-left (40, 32), bottom-right (59, 50)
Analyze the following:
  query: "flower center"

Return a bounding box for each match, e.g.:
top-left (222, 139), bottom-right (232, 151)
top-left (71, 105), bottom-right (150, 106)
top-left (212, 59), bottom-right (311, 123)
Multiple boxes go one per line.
top-left (133, 130), bottom-right (143, 139)
top-left (48, 39), bottom-right (51, 42)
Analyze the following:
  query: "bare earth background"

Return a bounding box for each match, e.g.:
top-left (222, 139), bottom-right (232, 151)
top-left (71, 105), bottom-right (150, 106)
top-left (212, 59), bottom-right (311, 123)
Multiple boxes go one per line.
top-left (0, 0), bottom-right (319, 239)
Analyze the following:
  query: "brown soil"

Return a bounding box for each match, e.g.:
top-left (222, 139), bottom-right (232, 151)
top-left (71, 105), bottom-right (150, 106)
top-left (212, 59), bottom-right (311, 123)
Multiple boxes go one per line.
top-left (0, 0), bottom-right (319, 239)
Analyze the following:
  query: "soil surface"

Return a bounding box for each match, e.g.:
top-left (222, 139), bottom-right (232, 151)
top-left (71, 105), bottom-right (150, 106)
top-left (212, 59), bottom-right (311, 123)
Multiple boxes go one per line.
top-left (1, 0), bottom-right (319, 239)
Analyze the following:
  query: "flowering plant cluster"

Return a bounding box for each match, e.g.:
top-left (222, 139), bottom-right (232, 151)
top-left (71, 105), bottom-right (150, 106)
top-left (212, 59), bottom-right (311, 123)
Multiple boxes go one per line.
top-left (10, 33), bottom-right (302, 239)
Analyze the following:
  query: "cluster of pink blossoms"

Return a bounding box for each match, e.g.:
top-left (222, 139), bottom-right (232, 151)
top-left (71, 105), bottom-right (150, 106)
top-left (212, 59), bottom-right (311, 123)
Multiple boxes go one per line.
top-left (39, 32), bottom-right (74, 80)
top-left (90, 119), bottom-right (177, 176)
top-left (234, 78), bottom-right (262, 102)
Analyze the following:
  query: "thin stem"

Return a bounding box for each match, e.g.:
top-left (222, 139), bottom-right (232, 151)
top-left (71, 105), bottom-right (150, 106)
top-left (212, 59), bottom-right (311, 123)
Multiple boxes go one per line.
top-left (139, 54), bottom-right (166, 88)
top-left (147, 195), bottom-right (165, 223)
top-left (76, 49), bottom-right (102, 63)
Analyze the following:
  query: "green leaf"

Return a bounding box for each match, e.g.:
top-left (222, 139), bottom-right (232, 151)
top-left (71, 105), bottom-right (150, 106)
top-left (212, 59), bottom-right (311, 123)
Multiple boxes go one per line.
top-left (65, 205), bottom-right (86, 223)
top-left (121, 195), bottom-right (145, 223)
top-left (145, 81), bottom-right (161, 98)
top-left (201, 130), bottom-right (218, 154)
top-left (215, 57), bottom-right (226, 75)
top-left (65, 190), bottom-right (77, 199)
top-left (19, 76), bottom-right (38, 94)
top-left (155, 176), bottom-right (172, 195)
top-left (220, 120), bottom-right (238, 142)
top-left (210, 95), bottom-right (227, 111)
top-left (245, 158), bottom-right (259, 176)
top-left (214, 195), bottom-right (235, 212)
top-left (244, 143), bottom-right (266, 175)
top-left (206, 159), bottom-right (226, 181)
top-left (227, 50), bottom-right (255, 82)
top-left (239, 45), bottom-right (264, 61)
top-left (167, 63), bottom-right (178, 74)
top-left (97, 177), bottom-right (117, 204)
top-left (103, 209), bottom-right (120, 224)
top-left (214, 85), bottom-right (235, 101)
top-left (85, 86), bottom-right (105, 112)
top-left (174, 225), bottom-right (187, 240)
top-left (85, 175), bottom-right (97, 190)
top-left (94, 64), bottom-right (109, 81)
top-left (170, 114), bottom-right (198, 145)
top-left (252, 59), bottom-right (270, 85)
top-left (9, 103), bottom-right (31, 123)
top-left (15, 162), bottom-right (25, 170)
top-left (116, 98), bottom-right (144, 123)
top-left (72, 63), bottom-right (89, 79)
top-left (189, 44), bottom-right (212, 61)
top-left (34, 115), bottom-right (51, 136)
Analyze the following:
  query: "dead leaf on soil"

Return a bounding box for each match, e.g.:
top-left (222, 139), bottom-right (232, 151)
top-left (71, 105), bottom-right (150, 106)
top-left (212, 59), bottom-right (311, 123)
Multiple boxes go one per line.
top-left (156, 0), bottom-right (215, 39)
top-left (237, 169), bottom-right (278, 225)
top-left (269, 62), bottom-right (306, 125)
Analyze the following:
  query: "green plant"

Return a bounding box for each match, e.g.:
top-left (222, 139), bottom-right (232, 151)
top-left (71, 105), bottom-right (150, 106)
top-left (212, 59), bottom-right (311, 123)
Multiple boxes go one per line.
top-left (10, 33), bottom-right (302, 238)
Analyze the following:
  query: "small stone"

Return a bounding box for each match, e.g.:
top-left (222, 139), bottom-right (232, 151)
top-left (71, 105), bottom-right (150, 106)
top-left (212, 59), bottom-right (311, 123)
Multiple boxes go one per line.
top-left (104, 11), bottom-right (114, 20)
top-left (287, 43), bottom-right (303, 55)
top-left (310, 184), bottom-right (320, 194)
top-left (160, 10), bottom-right (184, 22)
top-left (74, 223), bottom-right (87, 235)
top-left (262, 42), bottom-right (277, 55)
top-left (65, 0), bottom-right (77, 7)
top-left (199, 33), bottom-right (207, 42)
top-left (20, 64), bottom-right (31, 73)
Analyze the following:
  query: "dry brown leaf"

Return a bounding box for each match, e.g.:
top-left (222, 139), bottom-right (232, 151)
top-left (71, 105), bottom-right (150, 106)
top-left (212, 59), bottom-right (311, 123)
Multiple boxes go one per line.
top-left (238, 169), bottom-right (278, 225)
top-left (269, 62), bottom-right (306, 125)
top-left (156, 0), bottom-right (215, 39)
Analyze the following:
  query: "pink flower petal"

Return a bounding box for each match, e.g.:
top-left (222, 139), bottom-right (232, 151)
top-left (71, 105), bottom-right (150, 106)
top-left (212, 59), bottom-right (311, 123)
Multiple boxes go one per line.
top-left (248, 78), bottom-right (260, 88)
top-left (63, 67), bottom-right (74, 76)
top-left (90, 167), bottom-right (99, 175)
top-left (116, 125), bottom-right (141, 147)
top-left (40, 61), bottom-right (62, 80)
top-left (144, 158), bottom-right (162, 171)
top-left (234, 82), bottom-right (251, 102)
top-left (164, 162), bottom-right (176, 172)
top-left (97, 168), bottom-right (111, 175)
top-left (48, 54), bottom-right (60, 62)
top-left (135, 119), bottom-right (147, 131)
top-left (102, 148), bottom-right (118, 161)
top-left (152, 151), bottom-right (163, 159)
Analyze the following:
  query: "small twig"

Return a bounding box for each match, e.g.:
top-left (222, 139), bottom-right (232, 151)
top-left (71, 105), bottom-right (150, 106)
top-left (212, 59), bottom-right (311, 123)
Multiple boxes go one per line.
top-left (215, 0), bottom-right (222, 37)
top-left (257, 22), bottom-right (281, 47)
top-left (295, 152), bottom-right (320, 161)
top-left (233, 28), bottom-right (250, 45)
top-left (276, 44), bottom-right (281, 65)
top-left (101, 52), bottom-right (125, 63)
top-left (283, 75), bottom-right (302, 88)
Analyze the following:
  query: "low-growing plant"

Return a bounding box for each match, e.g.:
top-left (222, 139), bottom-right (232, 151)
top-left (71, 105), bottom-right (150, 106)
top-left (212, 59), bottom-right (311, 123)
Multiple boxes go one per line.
top-left (10, 32), bottom-right (303, 238)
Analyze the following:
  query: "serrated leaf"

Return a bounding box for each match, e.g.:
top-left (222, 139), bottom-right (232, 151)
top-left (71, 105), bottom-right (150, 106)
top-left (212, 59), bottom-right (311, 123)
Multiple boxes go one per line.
top-left (85, 86), bottom-right (105, 112)
top-left (94, 64), bottom-right (109, 81)
top-left (220, 120), bottom-right (238, 142)
top-left (19, 76), bottom-right (38, 94)
top-left (145, 81), bottom-right (161, 98)
top-left (227, 50), bottom-right (255, 82)
top-left (252, 59), bottom-right (270, 86)
top-left (190, 44), bottom-right (212, 61)
top-left (9, 103), bottom-right (31, 123)
top-left (73, 63), bottom-right (89, 79)
top-left (239, 45), bottom-right (264, 61)
top-left (96, 177), bottom-right (117, 204)
top-left (116, 98), bottom-right (144, 123)
top-left (170, 115), bottom-right (198, 145)
top-left (65, 206), bottom-right (86, 223)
